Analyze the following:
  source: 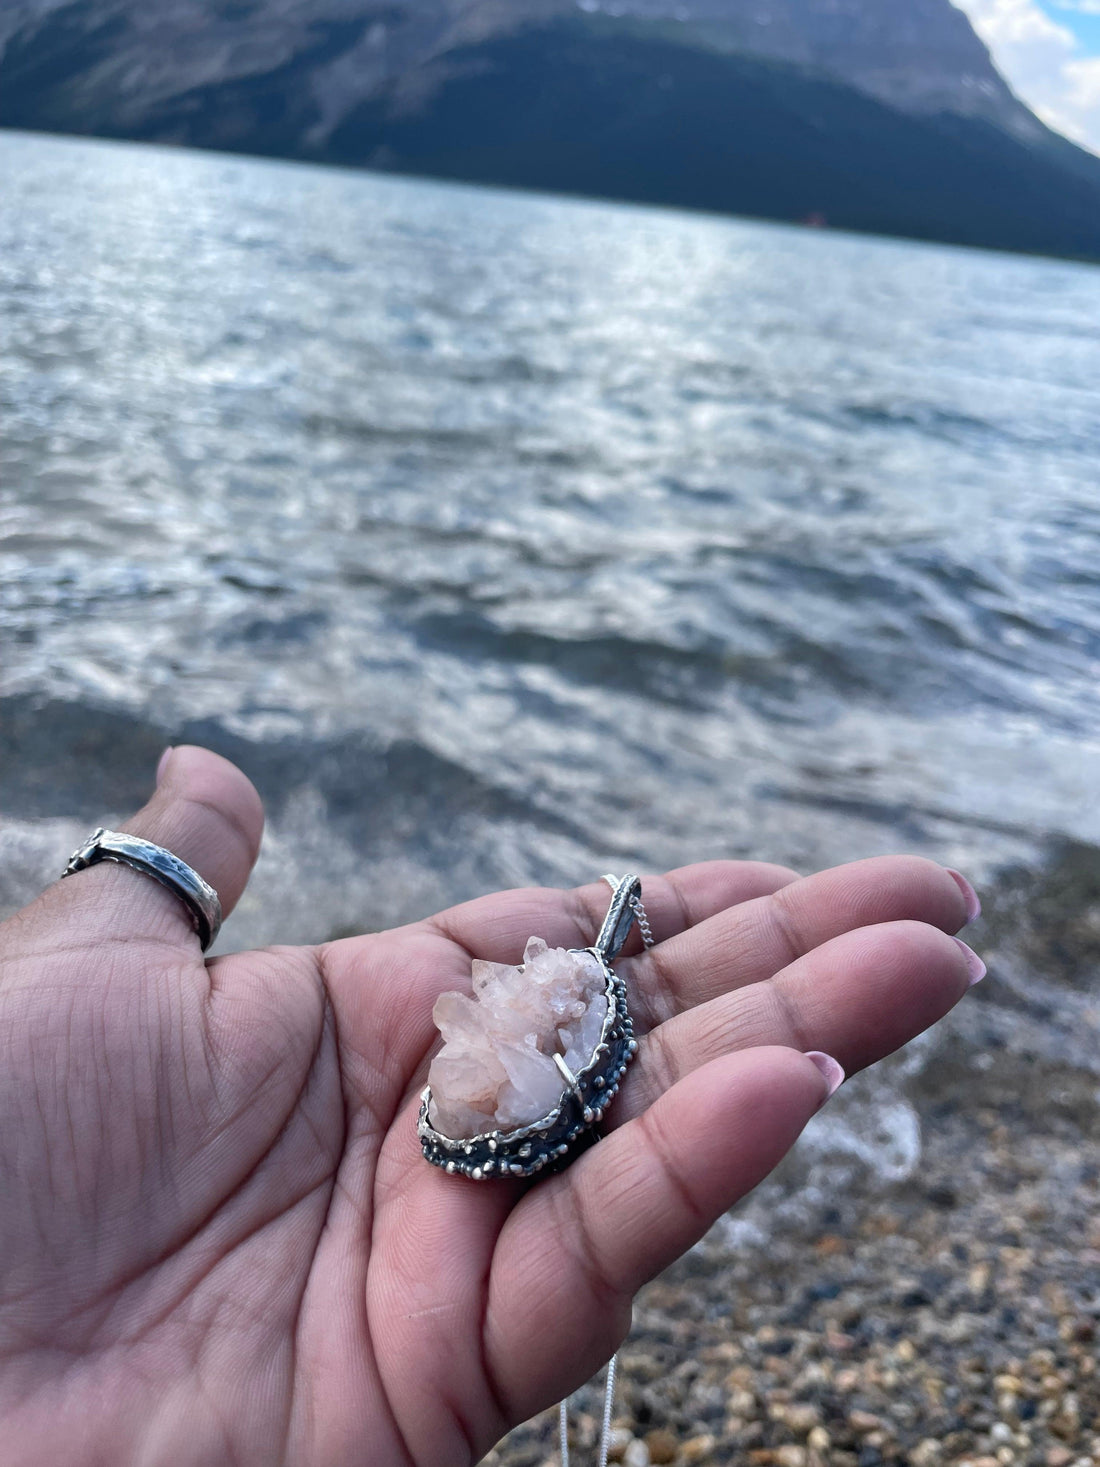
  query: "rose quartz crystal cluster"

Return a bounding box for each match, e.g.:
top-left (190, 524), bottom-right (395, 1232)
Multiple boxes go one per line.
top-left (427, 937), bottom-right (609, 1140)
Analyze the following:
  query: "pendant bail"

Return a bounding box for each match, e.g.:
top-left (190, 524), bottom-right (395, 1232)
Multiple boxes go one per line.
top-left (595, 873), bottom-right (642, 963)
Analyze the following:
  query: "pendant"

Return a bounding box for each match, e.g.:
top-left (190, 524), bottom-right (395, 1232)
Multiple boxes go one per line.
top-left (418, 874), bottom-right (643, 1179)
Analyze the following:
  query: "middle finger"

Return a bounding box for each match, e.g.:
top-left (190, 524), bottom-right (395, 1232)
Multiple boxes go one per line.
top-left (619, 854), bottom-right (975, 1031)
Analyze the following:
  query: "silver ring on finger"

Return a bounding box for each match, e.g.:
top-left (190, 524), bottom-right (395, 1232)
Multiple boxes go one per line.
top-left (62, 827), bottom-right (223, 951)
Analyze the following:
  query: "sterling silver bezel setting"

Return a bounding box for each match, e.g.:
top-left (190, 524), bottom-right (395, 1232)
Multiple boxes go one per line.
top-left (418, 874), bottom-right (643, 1180)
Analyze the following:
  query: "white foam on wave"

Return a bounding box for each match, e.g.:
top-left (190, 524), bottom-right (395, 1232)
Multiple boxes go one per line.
top-left (704, 1056), bottom-right (927, 1252)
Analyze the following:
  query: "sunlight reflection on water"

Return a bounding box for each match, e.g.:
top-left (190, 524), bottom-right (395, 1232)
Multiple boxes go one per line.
top-left (2, 131), bottom-right (1099, 1185)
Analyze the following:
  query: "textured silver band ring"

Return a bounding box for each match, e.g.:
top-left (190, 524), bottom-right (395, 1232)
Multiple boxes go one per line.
top-left (62, 828), bottom-right (223, 952)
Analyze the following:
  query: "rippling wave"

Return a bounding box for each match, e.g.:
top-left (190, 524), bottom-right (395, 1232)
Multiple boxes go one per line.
top-left (2, 131), bottom-right (1098, 1188)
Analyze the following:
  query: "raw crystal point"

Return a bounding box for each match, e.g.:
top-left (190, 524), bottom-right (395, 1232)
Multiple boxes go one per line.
top-left (427, 936), bottom-right (609, 1140)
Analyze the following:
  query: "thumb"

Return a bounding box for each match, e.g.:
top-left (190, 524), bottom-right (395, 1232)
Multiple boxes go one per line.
top-left (39, 745), bottom-right (264, 954)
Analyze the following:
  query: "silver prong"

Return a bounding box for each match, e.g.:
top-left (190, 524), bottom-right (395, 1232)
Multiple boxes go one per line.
top-left (553, 1052), bottom-right (582, 1094)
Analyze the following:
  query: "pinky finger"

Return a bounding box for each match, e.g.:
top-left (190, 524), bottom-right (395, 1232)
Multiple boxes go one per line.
top-left (483, 1046), bottom-right (840, 1425)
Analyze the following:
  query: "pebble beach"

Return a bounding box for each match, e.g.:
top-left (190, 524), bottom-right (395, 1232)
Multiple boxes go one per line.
top-left (487, 855), bottom-right (1100, 1467)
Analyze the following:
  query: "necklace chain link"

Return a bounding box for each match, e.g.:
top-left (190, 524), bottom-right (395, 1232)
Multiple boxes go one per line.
top-left (629, 894), bottom-right (655, 949)
top-left (559, 878), bottom-right (653, 1467)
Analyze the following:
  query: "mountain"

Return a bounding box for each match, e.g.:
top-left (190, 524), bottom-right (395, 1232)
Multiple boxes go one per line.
top-left (572, 0), bottom-right (1045, 137)
top-left (3, 0), bottom-right (1100, 260)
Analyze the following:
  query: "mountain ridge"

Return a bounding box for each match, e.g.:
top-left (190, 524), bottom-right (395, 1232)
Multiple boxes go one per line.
top-left (568, 0), bottom-right (1044, 137)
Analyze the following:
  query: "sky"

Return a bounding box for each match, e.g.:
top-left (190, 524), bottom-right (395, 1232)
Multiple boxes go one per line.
top-left (954, 0), bottom-right (1100, 152)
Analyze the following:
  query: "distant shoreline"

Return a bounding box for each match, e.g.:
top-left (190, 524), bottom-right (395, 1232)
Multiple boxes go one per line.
top-left (4, 125), bottom-right (1100, 273)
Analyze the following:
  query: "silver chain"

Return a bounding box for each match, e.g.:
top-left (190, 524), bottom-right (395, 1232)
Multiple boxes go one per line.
top-left (628, 894), bottom-right (654, 948)
top-left (559, 878), bottom-right (654, 1467)
top-left (599, 875), bottom-right (654, 951)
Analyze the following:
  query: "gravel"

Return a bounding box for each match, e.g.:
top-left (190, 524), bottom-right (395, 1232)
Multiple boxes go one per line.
top-left (482, 859), bottom-right (1100, 1467)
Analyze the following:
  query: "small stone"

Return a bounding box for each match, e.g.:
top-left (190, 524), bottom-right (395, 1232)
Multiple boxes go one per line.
top-left (970, 1264), bottom-right (992, 1293)
top-left (605, 1427), bottom-right (635, 1462)
top-left (680, 1436), bottom-right (717, 1463)
top-left (1047, 1449), bottom-right (1073, 1467)
top-left (570, 1411), bottom-right (597, 1447)
top-left (645, 1429), bottom-right (679, 1464)
top-left (1052, 1413), bottom-right (1081, 1441)
top-left (808, 1428), bottom-right (831, 1452)
top-left (848, 1412), bottom-right (883, 1435)
top-left (815, 1235), bottom-right (847, 1256)
top-left (624, 1441), bottom-right (651, 1467)
top-left (776, 1448), bottom-right (807, 1467)
top-left (995, 1376), bottom-right (1024, 1395)
top-left (786, 1404), bottom-right (822, 1435)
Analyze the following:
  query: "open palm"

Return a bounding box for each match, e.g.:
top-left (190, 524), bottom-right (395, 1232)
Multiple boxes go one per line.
top-left (0, 747), bottom-right (982, 1466)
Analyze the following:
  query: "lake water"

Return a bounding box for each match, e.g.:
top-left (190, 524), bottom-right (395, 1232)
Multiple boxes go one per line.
top-left (2, 130), bottom-right (1098, 1195)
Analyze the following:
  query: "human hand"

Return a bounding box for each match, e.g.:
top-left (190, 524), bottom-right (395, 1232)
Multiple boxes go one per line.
top-left (0, 747), bottom-right (982, 1466)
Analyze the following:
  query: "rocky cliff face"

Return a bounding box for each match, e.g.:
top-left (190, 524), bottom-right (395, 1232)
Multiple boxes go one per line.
top-left (588, 0), bottom-right (1040, 136)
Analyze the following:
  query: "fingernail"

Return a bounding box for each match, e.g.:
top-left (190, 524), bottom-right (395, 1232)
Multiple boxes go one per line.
top-left (953, 936), bottom-right (987, 986)
top-left (156, 747), bottom-right (175, 785)
top-left (945, 868), bottom-right (981, 924)
top-left (804, 1051), bottom-right (845, 1098)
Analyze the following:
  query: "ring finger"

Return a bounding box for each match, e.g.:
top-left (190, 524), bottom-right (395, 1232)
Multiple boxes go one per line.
top-left (609, 917), bottom-right (984, 1126)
